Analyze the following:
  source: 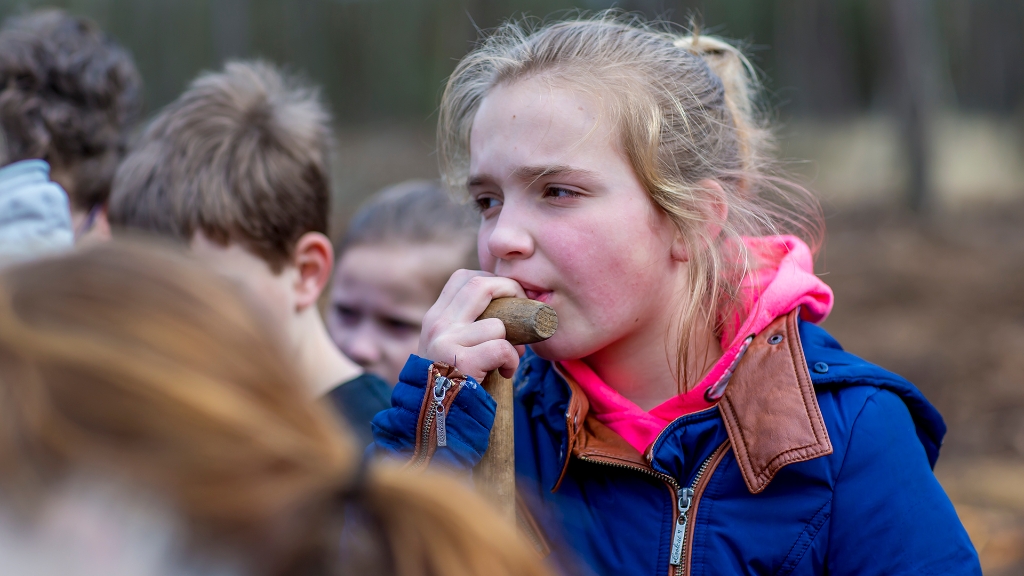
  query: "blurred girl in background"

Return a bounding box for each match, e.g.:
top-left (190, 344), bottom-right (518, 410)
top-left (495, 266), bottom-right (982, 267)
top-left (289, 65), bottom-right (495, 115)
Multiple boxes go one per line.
top-left (329, 180), bottom-right (478, 386)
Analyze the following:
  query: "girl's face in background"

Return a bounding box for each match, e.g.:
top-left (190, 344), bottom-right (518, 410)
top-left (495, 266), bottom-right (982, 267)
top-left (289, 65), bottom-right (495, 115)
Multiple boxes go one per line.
top-left (329, 242), bottom-right (468, 384)
top-left (469, 76), bottom-right (689, 362)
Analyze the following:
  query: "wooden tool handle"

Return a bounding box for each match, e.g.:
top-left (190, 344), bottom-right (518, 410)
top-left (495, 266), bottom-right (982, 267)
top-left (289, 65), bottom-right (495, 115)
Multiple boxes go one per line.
top-left (473, 298), bottom-right (557, 520)
top-left (477, 297), bottom-right (557, 346)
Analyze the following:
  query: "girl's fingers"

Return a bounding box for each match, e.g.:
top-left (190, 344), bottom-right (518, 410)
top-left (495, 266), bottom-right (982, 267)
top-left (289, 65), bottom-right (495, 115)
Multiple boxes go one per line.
top-left (430, 269), bottom-right (491, 314)
top-left (423, 318), bottom-right (506, 362)
top-left (452, 317), bottom-right (507, 347)
top-left (456, 339), bottom-right (520, 382)
top-left (445, 275), bottom-right (528, 324)
top-left (419, 269), bottom-right (529, 377)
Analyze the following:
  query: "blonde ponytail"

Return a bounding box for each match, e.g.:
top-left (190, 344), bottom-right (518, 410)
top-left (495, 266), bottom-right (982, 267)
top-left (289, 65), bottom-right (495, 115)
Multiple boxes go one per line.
top-left (341, 464), bottom-right (553, 576)
top-left (673, 31), bottom-right (769, 180)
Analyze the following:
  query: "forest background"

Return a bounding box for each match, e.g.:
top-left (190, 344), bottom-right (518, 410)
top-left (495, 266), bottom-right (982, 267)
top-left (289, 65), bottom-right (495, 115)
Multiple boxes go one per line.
top-left (0, 0), bottom-right (1022, 573)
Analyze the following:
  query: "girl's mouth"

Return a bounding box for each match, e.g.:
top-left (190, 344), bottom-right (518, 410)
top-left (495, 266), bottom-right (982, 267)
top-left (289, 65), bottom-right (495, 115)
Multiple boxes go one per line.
top-left (524, 288), bottom-right (553, 304)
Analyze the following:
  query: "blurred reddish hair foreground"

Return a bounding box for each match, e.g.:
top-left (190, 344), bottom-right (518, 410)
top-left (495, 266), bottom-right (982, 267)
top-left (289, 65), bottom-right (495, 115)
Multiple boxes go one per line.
top-left (0, 240), bottom-right (552, 576)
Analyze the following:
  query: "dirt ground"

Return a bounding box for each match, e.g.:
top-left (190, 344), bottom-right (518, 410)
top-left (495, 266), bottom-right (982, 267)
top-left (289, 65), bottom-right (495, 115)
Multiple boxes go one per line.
top-left (820, 204), bottom-right (1024, 574)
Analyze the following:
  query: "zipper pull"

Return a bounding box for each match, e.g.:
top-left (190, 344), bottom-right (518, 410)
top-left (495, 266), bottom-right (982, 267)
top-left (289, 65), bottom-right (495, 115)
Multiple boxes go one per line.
top-left (435, 403), bottom-right (447, 447)
top-left (669, 487), bottom-right (693, 566)
top-left (433, 375), bottom-right (452, 447)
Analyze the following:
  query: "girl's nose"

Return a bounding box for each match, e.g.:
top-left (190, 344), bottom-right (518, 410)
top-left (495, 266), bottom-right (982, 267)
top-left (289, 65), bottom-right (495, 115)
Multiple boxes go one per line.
top-left (486, 207), bottom-right (534, 262)
top-left (342, 323), bottom-right (382, 367)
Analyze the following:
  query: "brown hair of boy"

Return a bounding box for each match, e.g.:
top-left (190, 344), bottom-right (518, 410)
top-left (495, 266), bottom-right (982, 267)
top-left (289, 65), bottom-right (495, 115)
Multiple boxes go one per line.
top-left (0, 240), bottom-right (553, 576)
top-left (0, 9), bottom-right (142, 212)
top-left (340, 179), bottom-right (478, 269)
top-left (108, 61), bottom-right (331, 273)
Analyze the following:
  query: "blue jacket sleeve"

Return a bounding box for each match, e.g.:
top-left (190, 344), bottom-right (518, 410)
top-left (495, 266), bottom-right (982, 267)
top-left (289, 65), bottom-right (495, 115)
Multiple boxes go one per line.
top-left (827, 389), bottom-right (980, 575)
top-left (371, 355), bottom-right (497, 470)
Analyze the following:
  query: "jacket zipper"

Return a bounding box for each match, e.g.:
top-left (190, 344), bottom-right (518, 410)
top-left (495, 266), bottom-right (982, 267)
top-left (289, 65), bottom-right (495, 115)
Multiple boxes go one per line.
top-left (411, 374), bottom-right (454, 468)
top-left (556, 366), bottom-right (732, 575)
top-left (577, 441), bottom-right (728, 576)
top-left (573, 455), bottom-right (686, 575)
top-left (668, 451), bottom-right (715, 568)
top-left (675, 443), bottom-right (730, 576)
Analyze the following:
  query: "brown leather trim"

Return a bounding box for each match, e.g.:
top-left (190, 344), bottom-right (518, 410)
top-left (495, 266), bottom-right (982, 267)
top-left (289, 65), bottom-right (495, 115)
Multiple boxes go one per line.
top-left (551, 365), bottom-right (588, 491)
top-left (573, 411), bottom-right (652, 469)
top-left (718, 309), bottom-right (833, 494)
top-left (554, 365), bottom-right (654, 470)
top-left (409, 362), bottom-right (466, 469)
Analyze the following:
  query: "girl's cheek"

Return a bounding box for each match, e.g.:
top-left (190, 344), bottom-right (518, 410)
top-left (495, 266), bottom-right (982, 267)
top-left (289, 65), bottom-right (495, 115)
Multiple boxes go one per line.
top-left (477, 232), bottom-right (496, 272)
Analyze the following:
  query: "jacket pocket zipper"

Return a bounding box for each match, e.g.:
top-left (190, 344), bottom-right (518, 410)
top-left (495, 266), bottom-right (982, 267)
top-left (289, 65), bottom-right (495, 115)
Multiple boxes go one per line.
top-left (433, 374), bottom-right (453, 447)
top-left (411, 373), bottom-right (457, 468)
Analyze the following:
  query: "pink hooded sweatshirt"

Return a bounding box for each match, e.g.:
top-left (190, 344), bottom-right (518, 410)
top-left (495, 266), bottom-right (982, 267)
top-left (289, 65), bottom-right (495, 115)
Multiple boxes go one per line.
top-left (559, 236), bottom-right (834, 454)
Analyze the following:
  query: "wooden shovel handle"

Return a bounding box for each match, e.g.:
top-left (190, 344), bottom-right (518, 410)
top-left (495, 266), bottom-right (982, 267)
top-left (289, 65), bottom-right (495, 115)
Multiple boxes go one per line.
top-left (477, 297), bottom-right (558, 345)
top-left (473, 298), bottom-right (557, 520)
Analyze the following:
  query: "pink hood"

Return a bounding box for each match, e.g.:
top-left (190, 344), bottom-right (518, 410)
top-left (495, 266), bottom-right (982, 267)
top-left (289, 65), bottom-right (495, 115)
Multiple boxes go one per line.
top-left (559, 235), bottom-right (833, 454)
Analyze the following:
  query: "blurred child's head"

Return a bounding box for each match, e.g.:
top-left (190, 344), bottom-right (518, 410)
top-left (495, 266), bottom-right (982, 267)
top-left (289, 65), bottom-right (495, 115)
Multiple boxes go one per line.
top-left (329, 180), bottom-right (477, 384)
top-left (437, 13), bottom-right (822, 371)
top-left (0, 240), bottom-right (352, 572)
top-left (0, 240), bottom-right (552, 576)
top-left (0, 9), bottom-right (142, 240)
top-left (108, 61), bottom-right (334, 351)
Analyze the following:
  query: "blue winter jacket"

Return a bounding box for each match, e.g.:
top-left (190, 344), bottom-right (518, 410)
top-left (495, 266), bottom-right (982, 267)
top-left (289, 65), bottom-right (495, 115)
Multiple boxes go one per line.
top-left (372, 310), bottom-right (980, 575)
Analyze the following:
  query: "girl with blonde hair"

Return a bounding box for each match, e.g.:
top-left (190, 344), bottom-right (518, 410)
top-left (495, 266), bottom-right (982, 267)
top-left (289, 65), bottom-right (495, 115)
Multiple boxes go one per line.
top-left (372, 12), bottom-right (980, 575)
top-left (0, 240), bottom-right (553, 576)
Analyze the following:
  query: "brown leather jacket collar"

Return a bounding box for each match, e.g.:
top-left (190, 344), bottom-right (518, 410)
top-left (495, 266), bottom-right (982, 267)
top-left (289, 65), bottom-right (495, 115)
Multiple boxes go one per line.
top-left (554, 308), bottom-right (833, 494)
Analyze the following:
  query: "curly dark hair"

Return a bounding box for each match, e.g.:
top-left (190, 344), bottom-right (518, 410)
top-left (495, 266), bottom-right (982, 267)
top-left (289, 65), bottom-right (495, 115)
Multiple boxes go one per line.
top-left (0, 9), bottom-right (142, 212)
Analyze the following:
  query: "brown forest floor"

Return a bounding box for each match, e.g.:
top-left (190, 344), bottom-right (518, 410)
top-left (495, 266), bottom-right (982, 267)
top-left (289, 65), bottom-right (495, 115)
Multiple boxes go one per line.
top-left (820, 204), bottom-right (1024, 574)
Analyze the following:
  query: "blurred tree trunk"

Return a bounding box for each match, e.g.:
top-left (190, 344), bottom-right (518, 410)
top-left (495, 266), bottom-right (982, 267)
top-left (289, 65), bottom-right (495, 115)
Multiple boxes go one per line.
top-left (886, 0), bottom-right (938, 214)
top-left (211, 0), bottom-right (250, 63)
top-left (774, 0), bottom-right (856, 117)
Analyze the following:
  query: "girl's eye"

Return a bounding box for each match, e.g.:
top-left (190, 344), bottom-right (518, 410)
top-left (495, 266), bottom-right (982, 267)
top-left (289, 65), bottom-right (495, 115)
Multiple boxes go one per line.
top-left (333, 305), bottom-right (360, 327)
top-left (544, 186), bottom-right (582, 199)
top-left (381, 316), bottom-right (420, 337)
top-left (474, 196), bottom-right (502, 213)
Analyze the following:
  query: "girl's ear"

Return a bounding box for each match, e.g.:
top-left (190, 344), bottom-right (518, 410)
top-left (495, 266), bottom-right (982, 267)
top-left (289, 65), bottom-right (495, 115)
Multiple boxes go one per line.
top-left (670, 230), bottom-right (690, 262)
top-left (698, 179), bottom-right (729, 241)
top-left (670, 179), bottom-right (729, 263)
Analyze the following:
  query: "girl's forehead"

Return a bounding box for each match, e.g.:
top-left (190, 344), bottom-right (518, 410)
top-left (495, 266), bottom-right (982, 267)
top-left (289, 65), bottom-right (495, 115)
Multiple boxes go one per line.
top-left (469, 77), bottom-right (619, 177)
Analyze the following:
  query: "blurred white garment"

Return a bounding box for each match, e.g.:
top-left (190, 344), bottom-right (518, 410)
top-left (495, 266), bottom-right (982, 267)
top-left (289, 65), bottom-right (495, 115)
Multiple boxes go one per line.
top-left (0, 159), bottom-right (73, 266)
top-left (0, 477), bottom-right (238, 576)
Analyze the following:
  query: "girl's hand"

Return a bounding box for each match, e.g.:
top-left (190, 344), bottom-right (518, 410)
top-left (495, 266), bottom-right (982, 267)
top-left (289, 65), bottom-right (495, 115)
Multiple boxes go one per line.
top-left (419, 270), bottom-right (528, 381)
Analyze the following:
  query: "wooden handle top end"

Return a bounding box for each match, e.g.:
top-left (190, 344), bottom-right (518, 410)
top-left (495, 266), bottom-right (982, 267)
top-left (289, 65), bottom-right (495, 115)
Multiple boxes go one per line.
top-left (477, 297), bottom-right (557, 346)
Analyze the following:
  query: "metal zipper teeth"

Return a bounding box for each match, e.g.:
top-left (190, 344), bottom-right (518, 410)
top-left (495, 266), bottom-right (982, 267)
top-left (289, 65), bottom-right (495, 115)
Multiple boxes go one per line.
top-left (410, 401), bottom-right (437, 468)
top-left (575, 452), bottom-right (708, 576)
top-left (575, 454), bottom-right (682, 491)
top-left (679, 443), bottom-right (729, 576)
top-left (575, 454), bottom-right (684, 575)
top-left (516, 503), bottom-right (548, 554)
top-left (411, 376), bottom-right (458, 468)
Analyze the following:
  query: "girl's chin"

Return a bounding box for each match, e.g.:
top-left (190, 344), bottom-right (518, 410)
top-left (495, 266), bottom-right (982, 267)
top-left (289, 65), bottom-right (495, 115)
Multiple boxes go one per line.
top-left (526, 335), bottom-right (590, 362)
